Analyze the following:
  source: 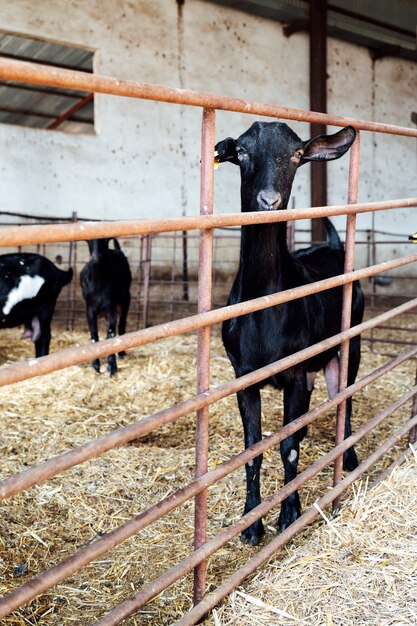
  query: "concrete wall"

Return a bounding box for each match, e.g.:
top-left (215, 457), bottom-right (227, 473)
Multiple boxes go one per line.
top-left (1, 0), bottom-right (416, 285)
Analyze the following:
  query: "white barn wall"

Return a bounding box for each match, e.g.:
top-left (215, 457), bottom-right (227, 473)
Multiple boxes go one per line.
top-left (0, 0), bottom-right (416, 282)
top-left (0, 0), bottom-right (184, 222)
top-left (326, 38), bottom-right (417, 281)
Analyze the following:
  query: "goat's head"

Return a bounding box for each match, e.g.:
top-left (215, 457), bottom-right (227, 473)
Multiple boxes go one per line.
top-left (87, 238), bottom-right (110, 262)
top-left (215, 121), bottom-right (356, 212)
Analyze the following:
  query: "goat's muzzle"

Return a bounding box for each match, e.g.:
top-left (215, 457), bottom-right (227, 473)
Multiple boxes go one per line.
top-left (256, 190), bottom-right (282, 211)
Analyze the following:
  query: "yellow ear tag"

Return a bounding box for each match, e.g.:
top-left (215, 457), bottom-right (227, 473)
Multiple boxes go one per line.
top-left (214, 150), bottom-right (220, 170)
top-left (408, 233), bottom-right (417, 243)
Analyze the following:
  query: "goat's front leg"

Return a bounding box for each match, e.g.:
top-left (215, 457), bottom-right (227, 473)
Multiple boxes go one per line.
top-left (87, 307), bottom-right (100, 373)
top-left (106, 308), bottom-right (117, 376)
top-left (237, 386), bottom-right (264, 546)
top-left (117, 294), bottom-right (130, 359)
top-left (278, 371), bottom-right (311, 533)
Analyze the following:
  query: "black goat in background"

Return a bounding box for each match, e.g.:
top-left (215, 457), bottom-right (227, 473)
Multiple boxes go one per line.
top-left (80, 238), bottom-right (131, 376)
top-left (216, 121), bottom-right (364, 546)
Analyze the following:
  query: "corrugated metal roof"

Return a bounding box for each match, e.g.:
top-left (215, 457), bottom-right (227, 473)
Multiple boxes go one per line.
top-left (0, 33), bottom-right (93, 71)
top-left (332, 0), bottom-right (416, 34)
top-left (0, 33), bottom-right (94, 132)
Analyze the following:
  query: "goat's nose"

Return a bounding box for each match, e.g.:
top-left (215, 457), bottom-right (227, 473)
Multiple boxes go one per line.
top-left (257, 190), bottom-right (282, 210)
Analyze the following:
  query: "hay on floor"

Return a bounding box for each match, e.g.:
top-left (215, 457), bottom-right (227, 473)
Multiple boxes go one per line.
top-left (214, 455), bottom-right (417, 626)
top-left (0, 313), bottom-right (416, 625)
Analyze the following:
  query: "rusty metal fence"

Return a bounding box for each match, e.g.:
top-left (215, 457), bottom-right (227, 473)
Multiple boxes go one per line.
top-left (1, 58), bottom-right (417, 624)
top-left (3, 211), bottom-right (416, 353)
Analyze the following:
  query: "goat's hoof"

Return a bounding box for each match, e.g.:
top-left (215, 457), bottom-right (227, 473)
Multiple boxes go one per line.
top-left (343, 449), bottom-right (359, 472)
top-left (278, 507), bottom-right (301, 533)
top-left (107, 356), bottom-right (117, 377)
top-left (118, 351), bottom-right (126, 359)
top-left (92, 360), bottom-right (100, 373)
top-left (241, 520), bottom-right (264, 546)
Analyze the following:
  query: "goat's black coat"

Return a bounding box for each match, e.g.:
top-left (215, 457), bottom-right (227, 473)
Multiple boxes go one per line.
top-left (0, 253), bottom-right (73, 357)
top-left (80, 238), bottom-right (131, 376)
top-left (217, 121), bottom-right (365, 545)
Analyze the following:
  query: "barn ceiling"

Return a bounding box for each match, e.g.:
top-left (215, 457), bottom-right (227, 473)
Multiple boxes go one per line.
top-left (205, 0), bottom-right (417, 63)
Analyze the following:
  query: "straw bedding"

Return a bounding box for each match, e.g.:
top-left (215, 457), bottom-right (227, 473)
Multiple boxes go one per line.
top-left (215, 457), bottom-right (417, 626)
top-left (0, 313), bottom-right (416, 625)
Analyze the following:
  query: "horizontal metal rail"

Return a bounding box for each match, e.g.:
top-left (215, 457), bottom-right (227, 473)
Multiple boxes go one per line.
top-left (1, 301), bottom-right (416, 503)
top-left (0, 199), bottom-right (416, 247)
top-left (175, 412), bottom-right (417, 626)
top-left (96, 393), bottom-right (417, 626)
top-left (1, 59), bottom-right (417, 137)
top-left (0, 255), bottom-right (416, 389)
top-left (1, 356), bottom-right (415, 619)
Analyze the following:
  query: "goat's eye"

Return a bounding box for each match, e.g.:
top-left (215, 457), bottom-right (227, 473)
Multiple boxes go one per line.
top-left (291, 149), bottom-right (304, 163)
top-left (236, 146), bottom-right (248, 161)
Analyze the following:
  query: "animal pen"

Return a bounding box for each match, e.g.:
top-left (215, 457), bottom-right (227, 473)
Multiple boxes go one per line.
top-left (0, 57), bottom-right (417, 625)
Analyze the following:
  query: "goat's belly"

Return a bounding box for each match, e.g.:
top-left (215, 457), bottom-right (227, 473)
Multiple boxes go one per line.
top-left (224, 317), bottom-right (339, 388)
top-left (0, 303), bottom-right (34, 328)
top-left (305, 344), bottom-right (340, 374)
top-left (229, 341), bottom-right (295, 387)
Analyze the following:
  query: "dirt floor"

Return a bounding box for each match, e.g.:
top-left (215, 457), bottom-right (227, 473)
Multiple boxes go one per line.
top-left (0, 312), bottom-right (416, 625)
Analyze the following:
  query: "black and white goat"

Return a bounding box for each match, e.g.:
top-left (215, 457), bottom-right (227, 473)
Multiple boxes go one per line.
top-left (80, 238), bottom-right (131, 376)
top-left (0, 253), bottom-right (73, 357)
top-left (216, 121), bottom-right (365, 545)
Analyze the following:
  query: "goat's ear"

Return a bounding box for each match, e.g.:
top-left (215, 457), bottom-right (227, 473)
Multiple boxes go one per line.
top-left (214, 137), bottom-right (238, 165)
top-left (301, 126), bottom-right (356, 164)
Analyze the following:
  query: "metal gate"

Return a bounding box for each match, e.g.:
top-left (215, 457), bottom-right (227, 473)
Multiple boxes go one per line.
top-left (0, 57), bottom-right (417, 625)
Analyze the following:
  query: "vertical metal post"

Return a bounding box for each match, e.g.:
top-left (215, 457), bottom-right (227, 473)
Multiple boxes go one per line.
top-left (137, 235), bottom-right (144, 327)
top-left (212, 235), bottom-right (217, 309)
top-left (169, 232), bottom-right (177, 319)
top-left (136, 235), bottom-right (143, 328)
top-left (182, 230), bottom-right (189, 302)
top-left (193, 107), bottom-right (215, 606)
top-left (370, 213), bottom-right (376, 351)
top-left (141, 235), bottom-right (152, 329)
top-left (365, 227), bottom-right (374, 352)
top-left (332, 130), bottom-right (360, 512)
top-left (310, 0), bottom-right (327, 243)
top-left (72, 240), bottom-right (78, 330)
top-left (67, 211), bottom-right (77, 330)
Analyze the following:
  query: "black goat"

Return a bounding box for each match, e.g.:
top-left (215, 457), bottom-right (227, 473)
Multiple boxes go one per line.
top-left (0, 253), bottom-right (73, 357)
top-left (216, 121), bottom-right (364, 545)
top-left (80, 238), bottom-right (131, 376)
